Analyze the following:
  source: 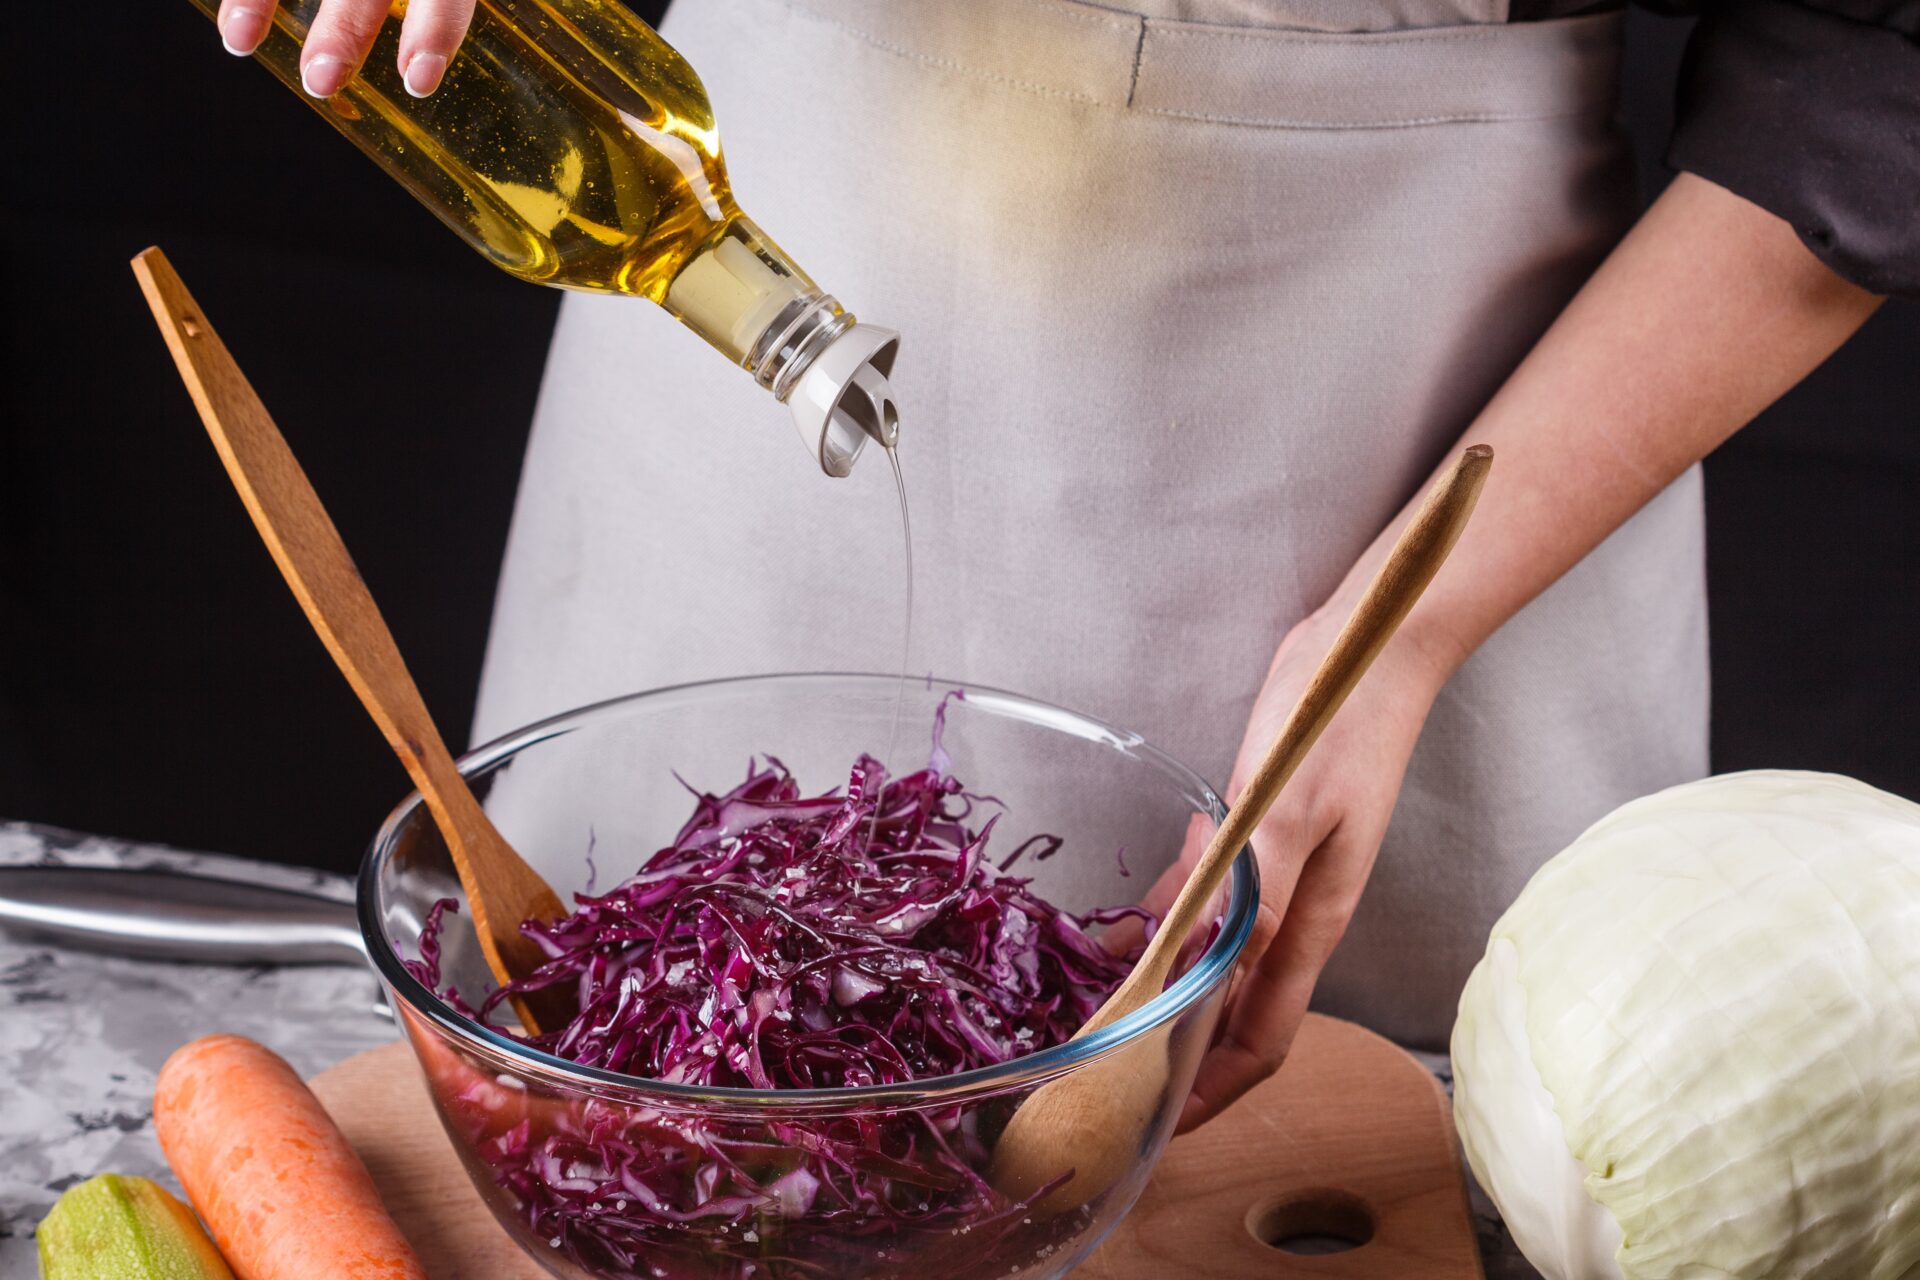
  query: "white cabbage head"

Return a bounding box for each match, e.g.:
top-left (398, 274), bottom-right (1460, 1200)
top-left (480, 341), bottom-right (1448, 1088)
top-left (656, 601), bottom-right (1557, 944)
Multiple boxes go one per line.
top-left (1451, 770), bottom-right (1920, 1280)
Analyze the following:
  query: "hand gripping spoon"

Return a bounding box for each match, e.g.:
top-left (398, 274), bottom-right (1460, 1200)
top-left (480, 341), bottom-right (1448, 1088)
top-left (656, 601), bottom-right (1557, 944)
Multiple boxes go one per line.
top-left (989, 444), bottom-right (1493, 1215)
top-left (132, 247), bottom-right (572, 1034)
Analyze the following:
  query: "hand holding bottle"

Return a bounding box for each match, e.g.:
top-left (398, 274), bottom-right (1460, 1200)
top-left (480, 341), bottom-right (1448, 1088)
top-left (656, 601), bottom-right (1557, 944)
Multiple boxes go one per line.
top-left (217, 0), bottom-right (475, 98)
top-left (197, 0), bottom-right (902, 474)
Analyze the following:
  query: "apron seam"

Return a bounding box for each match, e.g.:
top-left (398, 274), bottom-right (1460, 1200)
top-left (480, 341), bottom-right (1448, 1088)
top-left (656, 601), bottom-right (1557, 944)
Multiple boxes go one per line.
top-left (775, 0), bottom-right (1110, 105)
top-left (1135, 104), bottom-right (1608, 129)
top-left (1125, 18), bottom-right (1149, 107)
top-left (1146, 22), bottom-right (1532, 47)
top-left (775, 1), bottom-right (1615, 125)
top-left (1129, 19), bottom-right (1612, 129)
top-left (989, 0), bottom-right (1141, 35)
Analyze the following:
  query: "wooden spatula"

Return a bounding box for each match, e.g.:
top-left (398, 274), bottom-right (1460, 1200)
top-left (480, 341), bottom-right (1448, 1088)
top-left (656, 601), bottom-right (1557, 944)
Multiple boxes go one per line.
top-left (131, 246), bottom-right (572, 1034)
top-left (990, 444), bottom-right (1493, 1215)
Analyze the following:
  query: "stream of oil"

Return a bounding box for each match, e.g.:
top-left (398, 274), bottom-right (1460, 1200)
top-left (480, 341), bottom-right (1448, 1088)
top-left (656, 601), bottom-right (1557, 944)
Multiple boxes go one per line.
top-left (880, 442), bottom-right (915, 789)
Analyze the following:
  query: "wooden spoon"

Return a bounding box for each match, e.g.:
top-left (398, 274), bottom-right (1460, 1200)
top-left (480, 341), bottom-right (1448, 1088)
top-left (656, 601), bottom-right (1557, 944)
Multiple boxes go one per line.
top-left (989, 443), bottom-right (1493, 1215)
top-left (131, 246), bottom-right (572, 1035)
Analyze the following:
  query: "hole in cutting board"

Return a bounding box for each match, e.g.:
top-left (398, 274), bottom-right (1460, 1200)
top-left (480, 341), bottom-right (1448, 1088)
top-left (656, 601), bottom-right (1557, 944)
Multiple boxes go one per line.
top-left (1247, 1189), bottom-right (1375, 1255)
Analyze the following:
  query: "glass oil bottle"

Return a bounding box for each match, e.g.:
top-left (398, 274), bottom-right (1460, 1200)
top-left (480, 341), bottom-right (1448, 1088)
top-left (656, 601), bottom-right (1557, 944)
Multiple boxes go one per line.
top-left (186, 0), bottom-right (899, 475)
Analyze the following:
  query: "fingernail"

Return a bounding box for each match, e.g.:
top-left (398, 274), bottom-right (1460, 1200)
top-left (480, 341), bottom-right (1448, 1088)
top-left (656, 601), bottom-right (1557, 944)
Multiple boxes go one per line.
top-left (301, 53), bottom-right (350, 98)
top-left (402, 51), bottom-right (448, 99)
top-left (220, 6), bottom-right (269, 55)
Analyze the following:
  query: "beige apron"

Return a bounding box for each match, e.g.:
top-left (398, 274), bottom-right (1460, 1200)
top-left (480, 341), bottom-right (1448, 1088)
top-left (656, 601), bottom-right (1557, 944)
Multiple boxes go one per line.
top-left (475, 0), bottom-right (1709, 1050)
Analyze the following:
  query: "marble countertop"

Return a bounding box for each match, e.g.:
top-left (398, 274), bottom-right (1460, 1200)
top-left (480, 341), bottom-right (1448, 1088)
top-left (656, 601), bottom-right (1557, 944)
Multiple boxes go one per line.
top-left (0, 821), bottom-right (1539, 1279)
top-left (0, 823), bottom-right (392, 1276)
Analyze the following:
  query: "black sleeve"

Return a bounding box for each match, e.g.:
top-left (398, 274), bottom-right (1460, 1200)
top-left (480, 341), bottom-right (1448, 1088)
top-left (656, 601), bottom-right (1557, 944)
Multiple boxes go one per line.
top-left (1664, 0), bottom-right (1920, 297)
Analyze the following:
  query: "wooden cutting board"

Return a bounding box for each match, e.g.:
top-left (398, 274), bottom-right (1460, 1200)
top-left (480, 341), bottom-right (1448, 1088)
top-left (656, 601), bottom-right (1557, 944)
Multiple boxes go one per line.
top-left (310, 1013), bottom-right (1481, 1278)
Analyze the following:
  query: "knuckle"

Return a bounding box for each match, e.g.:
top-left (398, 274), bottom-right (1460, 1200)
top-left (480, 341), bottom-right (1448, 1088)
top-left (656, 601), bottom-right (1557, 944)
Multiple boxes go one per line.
top-left (408, 0), bottom-right (476, 45)
top-left (1222, 1030), bottom-right (1287, 1079)
top-left (316, 0), bottom-right (387, 45)
top-left (1255, 808), bottom-right (1310, 855)
top-left (1296, 895), bottom-right (1357, 956)
top-left (1248, 898), bottom-right (1285, 951)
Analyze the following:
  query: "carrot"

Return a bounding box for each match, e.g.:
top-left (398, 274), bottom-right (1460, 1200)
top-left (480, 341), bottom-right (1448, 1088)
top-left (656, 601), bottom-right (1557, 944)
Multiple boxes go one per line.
top-left (154, 1034), bottom-right (427, 1280)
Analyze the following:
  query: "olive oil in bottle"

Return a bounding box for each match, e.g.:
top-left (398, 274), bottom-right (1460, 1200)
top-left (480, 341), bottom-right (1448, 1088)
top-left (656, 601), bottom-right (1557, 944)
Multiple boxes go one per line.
top-left (189, 0), bottom-right (898, 474)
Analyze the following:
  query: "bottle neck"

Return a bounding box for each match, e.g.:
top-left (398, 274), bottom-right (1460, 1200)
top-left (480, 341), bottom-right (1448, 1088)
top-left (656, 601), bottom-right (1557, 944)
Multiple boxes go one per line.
top-left (751, 294), bottom-right (856, 401)
top-left (659, 218), bottom-right (899, 475)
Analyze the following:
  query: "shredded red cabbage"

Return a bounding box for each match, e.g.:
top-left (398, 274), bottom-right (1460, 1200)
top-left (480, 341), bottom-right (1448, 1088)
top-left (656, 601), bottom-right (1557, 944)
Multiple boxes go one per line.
top-left (405, 739), bottom-right (1156, 1279)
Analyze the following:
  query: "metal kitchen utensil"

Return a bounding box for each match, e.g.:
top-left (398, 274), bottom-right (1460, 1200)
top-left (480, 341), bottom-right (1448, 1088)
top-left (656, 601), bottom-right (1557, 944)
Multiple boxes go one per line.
top-left (0, 866), bottom-right (362, 964)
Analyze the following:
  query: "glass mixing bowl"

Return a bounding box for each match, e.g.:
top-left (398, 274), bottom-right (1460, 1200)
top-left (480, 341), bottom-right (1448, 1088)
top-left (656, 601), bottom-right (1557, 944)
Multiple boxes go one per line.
top-left (359, 674), bottom-right (1258, 1280)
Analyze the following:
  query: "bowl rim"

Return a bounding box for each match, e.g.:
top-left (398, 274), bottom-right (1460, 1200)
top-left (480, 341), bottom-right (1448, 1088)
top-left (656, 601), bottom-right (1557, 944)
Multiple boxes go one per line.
top-left (358, 671), bottom-right (1260, 1109)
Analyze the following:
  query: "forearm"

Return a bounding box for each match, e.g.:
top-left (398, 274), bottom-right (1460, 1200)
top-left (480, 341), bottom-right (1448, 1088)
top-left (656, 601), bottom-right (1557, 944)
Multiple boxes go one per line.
top-left (1334, 172), bottom-right (1882, 685)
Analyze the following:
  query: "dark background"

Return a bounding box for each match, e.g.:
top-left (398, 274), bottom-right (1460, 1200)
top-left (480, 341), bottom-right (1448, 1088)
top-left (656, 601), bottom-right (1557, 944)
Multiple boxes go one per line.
top-left (2, 5), bottom-right (1914, 874)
